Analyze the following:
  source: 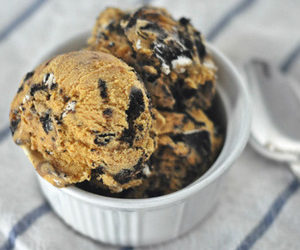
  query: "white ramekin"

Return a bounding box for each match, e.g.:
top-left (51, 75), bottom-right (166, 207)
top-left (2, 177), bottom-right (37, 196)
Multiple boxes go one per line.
top-left (36, 34), bottom-right (251, 247)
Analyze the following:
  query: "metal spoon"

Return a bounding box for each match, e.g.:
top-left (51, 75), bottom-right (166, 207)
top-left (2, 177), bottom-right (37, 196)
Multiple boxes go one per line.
top-left (244, 59), bottom-right (300, 178)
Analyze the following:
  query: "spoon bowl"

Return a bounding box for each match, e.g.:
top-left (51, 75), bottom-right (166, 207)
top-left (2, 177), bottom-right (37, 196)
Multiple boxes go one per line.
top-left (245, 59), bottom-right (300, 176)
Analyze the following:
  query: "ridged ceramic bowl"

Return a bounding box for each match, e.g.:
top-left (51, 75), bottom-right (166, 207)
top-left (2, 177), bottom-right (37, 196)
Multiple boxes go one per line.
top-left (36, 33), bottom-right (251, 247)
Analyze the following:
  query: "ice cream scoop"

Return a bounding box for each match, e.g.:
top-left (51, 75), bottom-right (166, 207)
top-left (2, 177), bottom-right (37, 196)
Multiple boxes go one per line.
top-left (9, 50), bottom-right (156, 192)
top-left (88, 6), bottom-right (217, 112)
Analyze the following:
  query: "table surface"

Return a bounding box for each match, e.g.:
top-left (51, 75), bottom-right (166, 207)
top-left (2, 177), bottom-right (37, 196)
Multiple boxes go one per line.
top-left (0, 1), bottom-right (300, 250)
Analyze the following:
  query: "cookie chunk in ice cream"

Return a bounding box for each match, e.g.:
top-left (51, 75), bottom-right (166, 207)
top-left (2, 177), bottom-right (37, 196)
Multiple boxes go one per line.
top-left (9, 50), bottom-right (156, 192)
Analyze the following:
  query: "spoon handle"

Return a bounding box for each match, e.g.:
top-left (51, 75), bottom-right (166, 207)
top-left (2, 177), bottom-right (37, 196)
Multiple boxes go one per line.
top-left (289, 162), bottom-right (300, 180)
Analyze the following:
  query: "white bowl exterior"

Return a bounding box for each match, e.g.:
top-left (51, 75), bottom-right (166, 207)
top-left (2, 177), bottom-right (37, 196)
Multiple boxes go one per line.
top-left (38, 175), bottom-right (222, 246)
top-left (36, 35), bottom-right (251, 247)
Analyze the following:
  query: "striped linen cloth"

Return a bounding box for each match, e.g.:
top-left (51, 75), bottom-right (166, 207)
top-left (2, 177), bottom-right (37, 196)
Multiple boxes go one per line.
top-left (1, 0), bottom-right (300, 249)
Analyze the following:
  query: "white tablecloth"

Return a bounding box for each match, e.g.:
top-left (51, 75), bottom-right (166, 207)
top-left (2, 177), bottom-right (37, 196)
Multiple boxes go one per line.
top-left (0, 0), bottom-right (300, 249)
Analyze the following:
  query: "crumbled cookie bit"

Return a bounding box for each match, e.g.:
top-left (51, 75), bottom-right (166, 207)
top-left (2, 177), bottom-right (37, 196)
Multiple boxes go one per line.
top-left (194, 32), bottom-right (206, 60)
top-left (22, 94), bottom-right (30, 104)
top-left (43, 73), bottom-right (56, 90)
top-left (120, 87), bottom-right (145, 145)
top-left (40, 111), bottom-right (53, 134)
top-left (63, 95), bottom-right (70, 103)
top-left (10, 118), bottom-right (20, 136)
top-left (94, 133), bottom-right (116, 146)
top-left (92, 165), bottom-right (105, 175)
top-left (98, 79), bottom-right (108, 98)
top-left (137, 124), bottom-right (144, 131)
top-left (142, 164), bottom-right (151, 177)
top-left (45, 150), bottom-right (53, 155)
top-left (61, 101), bottom-right (76, 118)
top-left (30, 104), bottom-right (36, 113)
top-left (17, 84), bottom-right (24, 93)
top-left (54, 115), bottom-right (62, 125)
top-left (114, 169), bottom-right (132, 184)
top-left (103, 108), bottom-right (113, 117)
top-left (30, 83), bottom-right (47, 96)
top-left (153, 41), bottom-right (171, 75)
top-left (108, 41), bottom-right (115, 47)
top-left (24, 71), bottom-right (34, 81)
top-left (179, 17), bottom-right (190, 26)
top-left (181, 130), bottom-right (211, 156)
top-left (126, 87), bottom-right (145, 121)
top-left (136, 39), bottom-right (142, 49)
top-left (171, 56), bottom-right (192, 73)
